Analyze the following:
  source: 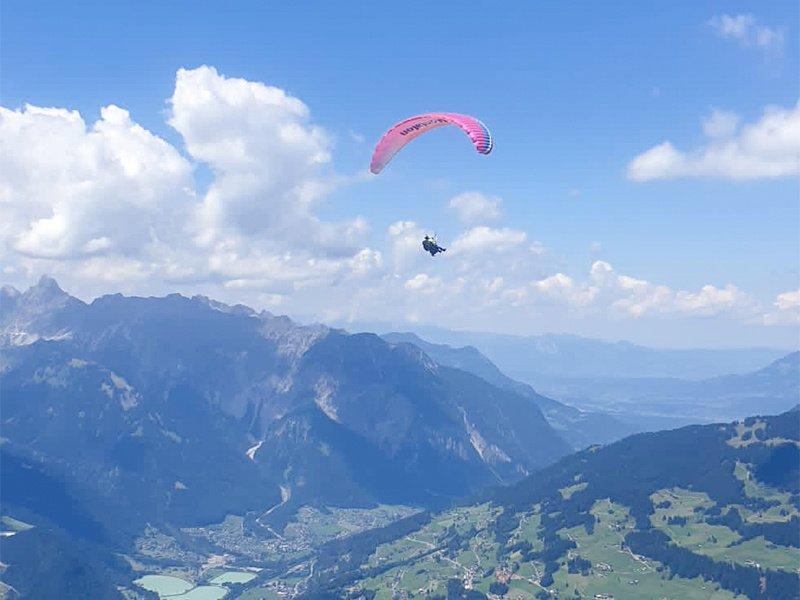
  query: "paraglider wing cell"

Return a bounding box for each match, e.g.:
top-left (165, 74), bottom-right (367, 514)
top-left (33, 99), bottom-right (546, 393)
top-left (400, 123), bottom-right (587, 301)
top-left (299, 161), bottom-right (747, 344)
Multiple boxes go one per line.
top-left (370, 113), bottom-right (492, 174)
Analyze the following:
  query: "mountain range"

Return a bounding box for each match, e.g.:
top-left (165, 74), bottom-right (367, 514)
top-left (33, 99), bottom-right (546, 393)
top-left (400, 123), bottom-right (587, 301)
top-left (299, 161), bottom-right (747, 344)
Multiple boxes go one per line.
top-left (1, 278), bottom-right (797, 600)
top-left (0, 278), bottom-right (568, 541)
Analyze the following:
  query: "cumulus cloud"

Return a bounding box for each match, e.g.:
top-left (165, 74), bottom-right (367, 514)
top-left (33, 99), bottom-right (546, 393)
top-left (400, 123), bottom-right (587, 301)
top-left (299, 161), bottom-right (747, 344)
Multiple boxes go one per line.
top-left (336, 252), bottom-right (766, 335)
top-left (1, 104), bottom-right (193, 260)
top-left (0, 66), bottom-right (377, 298)
top-left (673, 284), bottom-right (757, 316)
top-left (627, 102), bottom-right (800, 181)
top-left (168, 66), bottom-right (363, 254)
top-left (709, 14), bottom-right (784, 54)
top-left (763, 289), bottom-right (800, 325)
top-left (534, 273), bottom-right (598, 307)
top-left (450, 226), bottom-right (526, 254)
top-left (775, 289), bottom-right (800, 311)
top-left (404, 273), bottom-right (442, 294)
top-left (702, 108), bottom-right (740, 138)
top-left (592, 262), bottom-right (758, 318)
top-left (528, 261), bottom-right (759, 320)
top-left (448, 191), bottom-right (502, 223)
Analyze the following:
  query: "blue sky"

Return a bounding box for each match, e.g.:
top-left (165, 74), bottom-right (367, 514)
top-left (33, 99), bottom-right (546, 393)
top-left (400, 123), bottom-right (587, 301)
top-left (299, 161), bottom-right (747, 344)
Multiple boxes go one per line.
top-left (2, 1), bottom-right (798, 347)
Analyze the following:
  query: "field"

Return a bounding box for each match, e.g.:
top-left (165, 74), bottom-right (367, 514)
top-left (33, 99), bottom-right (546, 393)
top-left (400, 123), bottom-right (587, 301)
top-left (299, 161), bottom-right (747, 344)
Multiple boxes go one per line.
top-left (342, 496), bottom-right (756, 599)
top-left (650, 487), bottom-right (799, 571)
top-left (548, 499), bottom-right (743, 600)
top-left (351, 503), bottom-right (502, 597)
top-left (335, 471), bottom-right (800, 600)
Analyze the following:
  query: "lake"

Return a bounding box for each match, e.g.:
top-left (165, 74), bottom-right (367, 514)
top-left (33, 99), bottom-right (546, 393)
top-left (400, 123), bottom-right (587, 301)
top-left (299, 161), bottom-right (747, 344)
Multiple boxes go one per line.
top-left (133, 574), bottom-right (193, 596)
top-left (209, 571), bottom-right (257, 585)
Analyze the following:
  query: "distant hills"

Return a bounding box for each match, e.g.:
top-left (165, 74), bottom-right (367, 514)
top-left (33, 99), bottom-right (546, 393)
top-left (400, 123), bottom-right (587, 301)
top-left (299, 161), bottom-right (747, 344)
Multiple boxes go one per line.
top-left (374, 325), bottom-right (788, 380)
top-left (533, 351), bottom-right (800, 430)
top-left (299, 408), bottom-right (800, 599)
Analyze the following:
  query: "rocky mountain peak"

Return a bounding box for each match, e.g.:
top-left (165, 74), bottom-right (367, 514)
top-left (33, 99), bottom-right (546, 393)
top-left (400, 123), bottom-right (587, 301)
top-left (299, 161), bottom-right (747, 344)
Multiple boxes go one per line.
top-left (1, 284), bottom-right (21, 299)
top-left (0, 277), bottom-right (85, 347)
top-left (23, 276), bottom-right (69, 304)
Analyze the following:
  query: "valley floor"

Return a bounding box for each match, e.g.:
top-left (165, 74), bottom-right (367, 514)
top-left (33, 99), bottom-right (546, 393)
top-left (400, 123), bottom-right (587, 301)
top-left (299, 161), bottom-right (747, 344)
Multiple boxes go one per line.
top-left (117, 474), bottom-right (799, 600)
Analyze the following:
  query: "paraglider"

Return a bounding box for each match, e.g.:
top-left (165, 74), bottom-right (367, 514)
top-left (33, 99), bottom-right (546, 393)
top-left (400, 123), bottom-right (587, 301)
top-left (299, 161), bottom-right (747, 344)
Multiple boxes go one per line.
top-left (422, 235), bottom-right (446, 257)
top-left (371, 112), bottom-right (492, 257)
top-left (370, 113), bottom-right (493, 174)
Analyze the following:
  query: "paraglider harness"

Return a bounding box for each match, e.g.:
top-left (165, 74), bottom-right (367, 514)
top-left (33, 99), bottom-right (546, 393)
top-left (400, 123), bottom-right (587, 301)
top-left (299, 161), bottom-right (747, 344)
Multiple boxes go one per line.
top-left (422, 235), bottom-right (446, 256)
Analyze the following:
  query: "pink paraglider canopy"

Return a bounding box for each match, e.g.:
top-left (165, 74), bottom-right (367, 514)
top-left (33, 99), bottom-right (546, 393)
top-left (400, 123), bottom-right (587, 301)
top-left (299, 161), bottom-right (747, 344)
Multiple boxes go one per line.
top-left (370, 113), bottom-right (493, 174)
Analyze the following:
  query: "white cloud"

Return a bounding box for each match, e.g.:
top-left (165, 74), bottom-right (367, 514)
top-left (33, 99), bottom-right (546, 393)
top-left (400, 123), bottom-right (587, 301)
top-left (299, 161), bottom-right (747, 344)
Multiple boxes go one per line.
top-left (404, 273), bottom-right (442, 294)
top-left (450, 226), bottom-right (526, 254)
top-left (173, 66), bottom-right (381, 286)
top-left (589, 260), bottom-right (614, 283)
top-left (534, 273), bottom-right (598, 307)
top-left (709, 14), bottom-right (784, 53)
top-left (348, 248), bottom-right (383, 276)
top-left (775, 289), bottom-right (800, 311)
top-left (702, 108), bottom-right (740, 138)
top-left (356, 257), bottom-right (753, 327)
top-left (602, 266), bottom-right (757, 319)
top-left (0, 103), bottom-right (194, 260)
top-left (627, 102), bottom-right (800, 181)
top-left (531, 261), bottom-right (759, 320)
top-left (591, 261), bottom-right (756, 318)
top-left (674, 284), bottom-right (755, 316)
top-left (448, 191), bottom-right (502, 223)
top-left (349, 131), bottom-right (365, 144)
top-left (168, 65), bottom-right (362, 253)
top-left (0, 67), bottom-right (377, 299)
top-left (371, 256), bottom-right (761, 325)
top-left (763, 289), bottom-right (800, 325)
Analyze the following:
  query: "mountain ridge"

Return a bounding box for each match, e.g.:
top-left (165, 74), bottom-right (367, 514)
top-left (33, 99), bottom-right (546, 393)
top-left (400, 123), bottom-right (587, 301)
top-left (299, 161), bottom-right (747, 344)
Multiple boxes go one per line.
top-left (382, 331), bottom-right (636, 449)
top-left (0, 278), bottom-right (570, 535)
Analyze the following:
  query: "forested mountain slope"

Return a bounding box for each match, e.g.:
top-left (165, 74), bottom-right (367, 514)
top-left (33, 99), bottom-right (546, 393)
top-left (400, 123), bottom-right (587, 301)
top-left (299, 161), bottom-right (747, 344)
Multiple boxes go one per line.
top-left (297, 408), bottom-right (800, 599)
